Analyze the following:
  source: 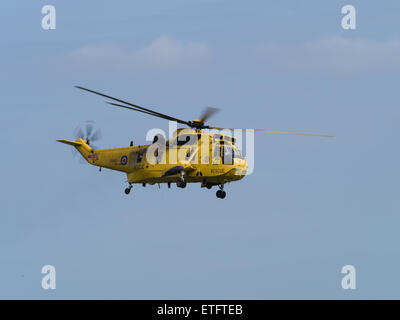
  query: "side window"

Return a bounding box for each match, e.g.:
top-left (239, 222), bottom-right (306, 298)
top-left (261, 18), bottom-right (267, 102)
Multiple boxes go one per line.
top-left (186, 148), bottom-right (192, 160)
top-left (212, 145), bottom-right (221, 164)
top-left (213, 146), bottom-right (220, 158)
top-left (223, 146), bottom-right (233, 165)
top-left (137, 152), bottom-right (143, 163)
top-left (177, 135), bottom-right (190, 146)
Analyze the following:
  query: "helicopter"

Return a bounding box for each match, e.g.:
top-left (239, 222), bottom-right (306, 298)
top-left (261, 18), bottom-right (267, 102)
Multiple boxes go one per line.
top-left (58, 86), bottom-right (333, 199)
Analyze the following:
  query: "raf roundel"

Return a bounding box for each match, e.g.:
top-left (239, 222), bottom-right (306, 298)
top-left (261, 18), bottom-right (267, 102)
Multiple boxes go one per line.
top-left (120, 155), bottom-right (128, 165)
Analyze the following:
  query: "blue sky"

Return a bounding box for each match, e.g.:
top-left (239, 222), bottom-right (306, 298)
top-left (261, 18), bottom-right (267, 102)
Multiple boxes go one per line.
top-left (1, 0), bottom-right (400, 299)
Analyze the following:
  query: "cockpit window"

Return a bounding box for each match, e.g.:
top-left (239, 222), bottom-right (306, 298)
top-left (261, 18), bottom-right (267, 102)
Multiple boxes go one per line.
top-left (223, 146), bottom-right (233, 165)
top-left (234, 147), bottom-right (244, 158)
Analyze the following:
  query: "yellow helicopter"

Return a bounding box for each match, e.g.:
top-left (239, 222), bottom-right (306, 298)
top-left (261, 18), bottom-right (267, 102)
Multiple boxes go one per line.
top-left (58, 86), bottom-right (333, 199)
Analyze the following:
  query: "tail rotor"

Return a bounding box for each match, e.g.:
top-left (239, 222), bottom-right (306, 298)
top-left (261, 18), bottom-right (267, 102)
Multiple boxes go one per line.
top-left (72, 120), bottom-right (103, 164)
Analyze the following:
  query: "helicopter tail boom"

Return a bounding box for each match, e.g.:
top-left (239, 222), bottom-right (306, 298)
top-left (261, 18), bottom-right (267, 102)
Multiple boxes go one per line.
top-left (57, 139), bottom-right (83, 147)
top-left (57, 138), bottom-right (94, 164)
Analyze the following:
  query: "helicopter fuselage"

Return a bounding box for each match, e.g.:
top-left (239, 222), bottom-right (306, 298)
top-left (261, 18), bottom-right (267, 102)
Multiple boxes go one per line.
top-left (60, 129), bottom-right (248, 189)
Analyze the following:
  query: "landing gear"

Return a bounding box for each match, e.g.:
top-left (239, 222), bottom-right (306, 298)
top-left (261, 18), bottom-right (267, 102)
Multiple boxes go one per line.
top-left (206, 183), bottom-right (213, 189)
top-left (216, 185), bottom-right (226, 199)
top-left (176, 170), bottom-right (187, 188)
top-left (125, 183), bottom-right (132, 195)
top-left (216, 190), bottom-right (226, 199)
top-left (177, 179), bottom-right (187, 188)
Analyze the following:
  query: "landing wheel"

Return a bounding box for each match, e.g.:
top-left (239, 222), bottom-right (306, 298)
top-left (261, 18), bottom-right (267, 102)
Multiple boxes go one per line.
top-left (125, 184), bottom-right (132, 195)
top-left (206, 183), bottom-right (212, 189)
top-left (177, 180), bottom-right (187, 188)
top-left (216, 190), bottom-right (226, 199)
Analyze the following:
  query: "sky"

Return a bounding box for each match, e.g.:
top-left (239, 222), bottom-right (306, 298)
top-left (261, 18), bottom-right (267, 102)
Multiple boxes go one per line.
top-left (1, 0), bottom-right (400, 299)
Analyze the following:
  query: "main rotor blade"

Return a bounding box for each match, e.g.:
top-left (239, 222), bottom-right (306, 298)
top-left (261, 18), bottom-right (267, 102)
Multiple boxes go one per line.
top-left (106, 102), bottom-right (188, 125)
top-left (254, 130), bottom-right (334, 137)
top-left (208, 126), bottom-right (334, 137)
top-left (199, 107), bottom-right (220, 124)
top-left (75, 86), bottom-right (190, 126)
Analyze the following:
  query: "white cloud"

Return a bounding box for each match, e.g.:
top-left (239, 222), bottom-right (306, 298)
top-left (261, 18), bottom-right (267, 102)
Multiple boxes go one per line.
top-left (135, 36), bottom-right (210, 69)
top-left (66, 36), bottom-right (399, 75)
top-left (68, 36), bottom-right (210, 71)
top-left (257, 37), bottom-right (400, 74)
